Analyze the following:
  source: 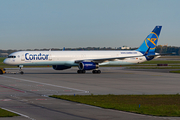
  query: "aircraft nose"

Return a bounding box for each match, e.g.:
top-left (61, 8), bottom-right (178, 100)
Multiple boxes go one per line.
top-left (3, 58), bottom-right (9, 64)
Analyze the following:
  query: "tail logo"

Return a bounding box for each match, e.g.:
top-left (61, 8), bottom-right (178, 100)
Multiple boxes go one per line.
top-left (145, 32), bottom-right (158, 49)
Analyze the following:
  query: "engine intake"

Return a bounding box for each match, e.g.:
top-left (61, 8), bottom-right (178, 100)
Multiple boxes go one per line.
top-left (78, 62), bottom-right (99, 70)
top-left (52, 65), bottom-right (71, 70)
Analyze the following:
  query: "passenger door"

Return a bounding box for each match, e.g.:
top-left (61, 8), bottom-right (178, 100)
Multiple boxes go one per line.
top-left (21, 54), bottom-right (25, 61)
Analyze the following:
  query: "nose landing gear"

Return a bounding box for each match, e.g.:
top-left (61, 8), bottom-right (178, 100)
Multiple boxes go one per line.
top-left (18, 65), bottom-right (24, 74)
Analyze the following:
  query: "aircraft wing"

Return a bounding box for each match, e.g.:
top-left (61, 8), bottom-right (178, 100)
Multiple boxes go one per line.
top-left (75, 55), bottom-right (144, 63)
top-left (75, 47), bottom-right (151, 63)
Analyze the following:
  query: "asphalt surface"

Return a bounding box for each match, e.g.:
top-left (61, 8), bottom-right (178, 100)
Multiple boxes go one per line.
top-left (0, 67), bottom-right (180, 120)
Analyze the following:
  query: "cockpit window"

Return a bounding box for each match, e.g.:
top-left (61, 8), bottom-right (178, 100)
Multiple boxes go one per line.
top-left (8, 56), bottom-right (16, 58)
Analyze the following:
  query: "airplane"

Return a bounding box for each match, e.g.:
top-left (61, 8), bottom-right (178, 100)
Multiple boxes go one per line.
top-left (3, 26), bottom-right (163, 74)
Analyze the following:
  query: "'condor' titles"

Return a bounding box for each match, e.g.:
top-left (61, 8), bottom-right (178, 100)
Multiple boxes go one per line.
top-left (25, 53), bottom-right (49, 60)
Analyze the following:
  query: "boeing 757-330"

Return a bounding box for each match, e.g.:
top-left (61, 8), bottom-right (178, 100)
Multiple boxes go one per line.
top-left (3, 26), bottom-right (164, 74)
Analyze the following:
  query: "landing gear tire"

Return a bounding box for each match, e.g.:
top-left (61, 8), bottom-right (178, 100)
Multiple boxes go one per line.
top-left (77, 70), bottom-right (86, 74)
top-left (20, 71), bottom-right (24, 74)
top-left (92, 70), bottom-right (101, 74)
top-left (97, 70), bottom-right (101, 74)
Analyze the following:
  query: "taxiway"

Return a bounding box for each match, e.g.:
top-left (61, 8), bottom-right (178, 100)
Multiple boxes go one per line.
top-left (0, 67), bottom-right (180, 120)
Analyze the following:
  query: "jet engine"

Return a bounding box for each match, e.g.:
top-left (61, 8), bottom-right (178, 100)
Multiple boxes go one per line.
top-left (52, 65), bottom-right (71, 70)
top-left (78, 62), bottom-right (99, 70)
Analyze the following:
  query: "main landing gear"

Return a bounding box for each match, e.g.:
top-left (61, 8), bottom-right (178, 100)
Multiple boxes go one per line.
top-left (77, 69), bottom-right (101, 74)
top-left (92, 70), bottom-right (101, 74)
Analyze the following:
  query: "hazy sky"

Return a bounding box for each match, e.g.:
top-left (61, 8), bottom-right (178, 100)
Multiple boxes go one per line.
top-left (1, 0), bottom-right (180, 50)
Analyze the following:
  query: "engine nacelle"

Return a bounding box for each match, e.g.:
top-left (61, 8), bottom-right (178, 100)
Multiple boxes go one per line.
top-left (52, 65), bottom-right (71, 70)
top-left (78, 62), bottom-right (99, 70)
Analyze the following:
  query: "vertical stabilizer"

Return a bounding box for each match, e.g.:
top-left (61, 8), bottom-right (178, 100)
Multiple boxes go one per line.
top-left (136, 26), bottom-right (162, 54)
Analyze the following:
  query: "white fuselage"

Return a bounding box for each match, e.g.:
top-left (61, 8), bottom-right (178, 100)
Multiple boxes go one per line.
top-left (3, 50), bottom-right (152, 66)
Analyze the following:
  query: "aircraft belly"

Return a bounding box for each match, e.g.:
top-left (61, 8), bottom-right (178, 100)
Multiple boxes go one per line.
top-left (19, 60), bottom-right (76, 66)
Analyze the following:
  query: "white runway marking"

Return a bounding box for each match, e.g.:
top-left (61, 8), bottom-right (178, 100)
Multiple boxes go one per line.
top-left (0, 75), bottom-right (89, 93)
top-left (1, 107), bottom-right (35, 120)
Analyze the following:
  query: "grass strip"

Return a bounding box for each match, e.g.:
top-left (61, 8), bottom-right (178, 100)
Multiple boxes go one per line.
top-left (140, 60), bottom-right (180, 64)
top-left (50, 94), bottom-right (180, 117)
top-left (170, 70), bottom-right (180, 73)
top-left (127, 66), bottom-right (180, 69)
top-left (0, 108), bottom-right (19, 117)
